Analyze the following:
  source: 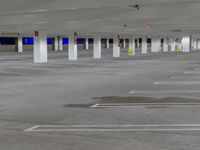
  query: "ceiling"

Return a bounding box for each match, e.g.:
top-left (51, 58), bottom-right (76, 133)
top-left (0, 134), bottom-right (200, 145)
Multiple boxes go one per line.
top-left (0, 0), bottom-right (200, 37)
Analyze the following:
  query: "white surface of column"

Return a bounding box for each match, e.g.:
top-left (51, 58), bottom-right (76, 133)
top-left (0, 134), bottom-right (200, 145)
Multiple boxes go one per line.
top-left (93, 35), bottom-right (101, 59)
top-left (151, 37), bottom-right (160, 52)
top-left (85, 38), bottom-right (89, 50)
top-left (171, 39), bottom-right (176, 52)
top-left (58, 36), bottom-right (63, 51)
top-left (106, 38), bottom-right (110, 49)
top-left (68, 33), bottom-right (78, 60)
top-left (123, 39), bottom-right (126, 48)
top-left (113, 35), bottom-right (120, 57)
top-left (141, 37), bottom-right (148, 54)
top-left (163, 38), bottom-right (168, 52)
top-left (182, 36), bottom-right (191, 53)
top-left (34, 32), bottom-right (47, 63)
top-left (128, 36), bottom-right (136, 55)
top-left (54, 36), bottom-right (59, 51)
top-left (17, 37), bottom-right (23, 53)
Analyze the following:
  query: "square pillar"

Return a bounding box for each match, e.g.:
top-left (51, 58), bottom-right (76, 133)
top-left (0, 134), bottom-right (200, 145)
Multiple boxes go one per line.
top-left (106, 38), bottom-right (110, 49)
top-left (170, 39), bottom-right (176, 52)
top-left (182, 36), bottom-right (191, 53)
top-left (16, 37), bottom-right (23, 53)
top-left (93, 35), bottom-right (101, 59)
top-left (85, 38), bottom-right (89, 50)
top-left (33, 31), bottom-right (47, 63)
top-left (141, 37), bottom-right (148, 54)
top-left (128, 36), bottom-right (136, 56)
top-left (68, 33), bottom-right (78, 60)
top-left (163, 38), bottom-right (168, 52)
top-left (113, 35), bottom-right (120, 57)
top-left (151, 37), bottom-right (160, 52)
top-left (58, 36), bottom-right (63, 51)
top-left (54, 36), bottom-right (59, 51)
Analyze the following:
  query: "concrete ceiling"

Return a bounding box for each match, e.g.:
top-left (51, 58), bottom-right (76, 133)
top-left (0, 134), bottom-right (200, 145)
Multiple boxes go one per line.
top-left (0, 0), bottom-right (200, 37)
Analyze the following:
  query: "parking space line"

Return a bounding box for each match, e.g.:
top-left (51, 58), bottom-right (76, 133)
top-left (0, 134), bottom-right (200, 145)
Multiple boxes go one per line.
top-left (11, 67), bottom-right (56, 71)
top-left (154, 82), bottom-right (200, 85)
top-left (171, 76), bottom-right (200, 79)
top-left (128, 90), bottom-right (200, 94)
top-left (0, 71), bottom-right (28, 75)
top-left (24, 124), bottom-right (200, 132)
top-left (90, 103), bottom-right (200, 108)
top-left (184, 71), bottom-right (200, 74)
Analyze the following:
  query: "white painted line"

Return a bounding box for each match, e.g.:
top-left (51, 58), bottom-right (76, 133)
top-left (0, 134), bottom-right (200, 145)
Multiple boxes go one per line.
top-left (171, 76), bottom-right (200, 79)
top-left (154, 81), bottom-right (200, 85)
top-left (184, 71), bottom-right (200, 74)
top-left (128, 90), bottom-right (200, 94)
top-left (91, 103), bottom-right (200, 108)
top-left (0, 71), bottom-right (28, 75)
top-left (24, 124), bottom-right (200, 132)
top-left (11, 67), bottom-right (56, 71)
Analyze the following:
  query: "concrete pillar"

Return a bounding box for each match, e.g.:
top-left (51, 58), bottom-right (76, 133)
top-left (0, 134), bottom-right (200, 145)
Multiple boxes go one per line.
top-left (170, 39), bottom-right (176, 52)
top-left (93, 35), bottom-right (101, 59)
top-left (16, 37), bottom-right (23, 53)
top-left (58, 36), bottom-right (63, 51)
top-left (128, 36), bottom-right (136, 56)
top-left (182, 36), bottom-right (191, 53)
top-left (33, 31), bottom-right (47, 63)
top-left (85, 38), bottom-right (89, 50)
top-left (123, 39), bottom-right (126, 48)
top-left (106, 38), bottom-right (110, 49)
top-left (141, 37), bottom-right (148, 54)
top-left (68, 33), bottom-right (78, 60)
top-left (54, 36), bottom-right (59, 51)
top-left (163, 38), bottom-right (168, 52)
top-left (113, 35), bottom-right (120, 57)
top-left (151, 37), bottom-right (160, 52)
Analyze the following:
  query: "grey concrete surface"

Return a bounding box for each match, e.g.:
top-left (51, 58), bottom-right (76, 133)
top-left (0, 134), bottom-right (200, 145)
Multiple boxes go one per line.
top-left (1, 49), bottom-right (200, 150)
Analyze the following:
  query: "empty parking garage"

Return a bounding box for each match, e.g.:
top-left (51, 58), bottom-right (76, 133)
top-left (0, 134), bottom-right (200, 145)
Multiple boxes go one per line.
top-left (1, 1), bottom-right (200, 150)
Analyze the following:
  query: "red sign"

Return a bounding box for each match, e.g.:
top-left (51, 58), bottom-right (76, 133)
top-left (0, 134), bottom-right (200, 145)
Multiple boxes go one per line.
top-left (35, 31), bottom-right (39, 36)
top-left (145, 24), bottom-right (152, 29)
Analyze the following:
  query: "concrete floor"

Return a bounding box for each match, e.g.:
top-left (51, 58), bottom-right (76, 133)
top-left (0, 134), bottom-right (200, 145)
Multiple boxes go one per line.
top-left (1, 49), bottom-right (200, 150)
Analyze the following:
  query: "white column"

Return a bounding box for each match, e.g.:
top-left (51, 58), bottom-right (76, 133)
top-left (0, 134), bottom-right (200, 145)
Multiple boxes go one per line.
top-left (170, 39), bottom-right (176, 52)
top-left (193, 39), bottom-right (197, 49)
top-left (93, 35), bottom-right (101, 59)
top-left (33, 31), bottom-right (47, 63)
top-left (163, 38), bottom-right (168, 52)
top-left (128, 36), bottom-right (136, 56)
top-left (54, 36), bottom-right (59, 51)
top-left (16, 37), bottom-right (23, 53)
top-left (106, 38), bottom-right (110, 49)
top-left (123, 39), bottom-right (126, 48)
top-left (141, 37), bottom-right (148, 54)
top-left (68, 33), bottom-right (78, 60)
top-left (182, 36), bottom-right (191, 53)
top-left (58, 36), bottom-right (63, 51)
top-left (151, 37), bottom-right (160, 52)
top-left (113, 35), bottom-right (120, 57)
top-left (85, 38), bottom-right (89, 50)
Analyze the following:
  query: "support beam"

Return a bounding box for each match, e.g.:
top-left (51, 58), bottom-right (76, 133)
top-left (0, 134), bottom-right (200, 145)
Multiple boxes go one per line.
top-left (106, 38), bottom-right (110, 49)
top-left (170, 39), bottom-right (176, 52)
top-left (85, 38), bottom-right (89, 50)
top-left (54, 36), bottom-right (59, 51)
top-left (141, 37), bottom-right (148, 54)
top-left (68, 33), bottom-right (78, 60)
top-left (33, 31), bottom-right (47, 63)
top-left (182, 36), bottom-right (191, 53)
top-left (93, 35), bottom-right (101, 59)
top-left (151, 37), bottom-right (160, 52)
top-left (123, 39), bottom-right (126, 48)
top-left (113, 35), bottom-right (120, 57)
top-left (16, 37), bottom-right (23, 53)
top-left (163, 38), bottom-right (168, 52)
top-left (58, 36), bottom-right (63, 51)
top-left (128, 36), bottom-right (136, 56)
